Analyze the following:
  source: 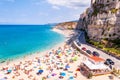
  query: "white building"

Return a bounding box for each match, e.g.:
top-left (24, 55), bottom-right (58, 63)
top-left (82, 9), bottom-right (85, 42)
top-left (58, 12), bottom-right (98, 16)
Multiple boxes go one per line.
top-left (80, 56), bottom-right (111, 76)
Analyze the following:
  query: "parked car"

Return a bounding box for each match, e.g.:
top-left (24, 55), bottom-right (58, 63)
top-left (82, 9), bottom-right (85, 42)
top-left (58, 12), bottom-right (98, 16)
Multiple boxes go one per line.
top-left (82, 47), bottom-right (86, 51)
top-left (104, 59), bottom-right (115, 65)
top-left (86, 50), bottom-right (92, 55)
top-left (92, 51), bottom-right (100, 57)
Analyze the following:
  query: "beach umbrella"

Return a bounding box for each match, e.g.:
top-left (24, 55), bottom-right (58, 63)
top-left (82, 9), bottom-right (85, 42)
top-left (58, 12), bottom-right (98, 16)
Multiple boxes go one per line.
top-left (67, 50), bottom-right (70, 54)
top-left (72, 56), bottom-right (78, 61)
top-left (69, 76), bottom-right (74, 80)
top-left (7, 70), bottom-right (12, 73)
top-left (38, 70), bottom-right (44, 74)
top-left (65, 65), bottom-right (70, 69)
top-left (76, 68), bottom-right (80, 71)
top-left (58, 53), bottom-right (62, 57)
top-left (57, 50), bottom-right (61, 54)
top-left (60, 72), bottom-right (66, 77)
top-left (51, 73), bottom-right (57, 76)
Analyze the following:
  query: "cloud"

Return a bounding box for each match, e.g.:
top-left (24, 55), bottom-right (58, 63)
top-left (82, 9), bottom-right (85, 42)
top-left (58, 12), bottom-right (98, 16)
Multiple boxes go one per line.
top-left (47, 0), bottom-right (90, 9)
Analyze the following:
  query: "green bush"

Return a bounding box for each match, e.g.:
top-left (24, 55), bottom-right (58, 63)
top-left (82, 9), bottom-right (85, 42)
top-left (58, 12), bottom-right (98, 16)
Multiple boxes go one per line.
top-left (84, 31), bottom-right (120, 56)
top-left (111, 8), bottom-right (118, 13)
top-left (87, 73), bottom-right (93, 79)
top-left (92, 9), bottom-right (99, 16)
top-left (103, 48), bottom-right (120, 55)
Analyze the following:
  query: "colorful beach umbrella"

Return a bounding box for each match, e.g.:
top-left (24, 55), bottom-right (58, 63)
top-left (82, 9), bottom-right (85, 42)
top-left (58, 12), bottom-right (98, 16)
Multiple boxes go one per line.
top-left (76, 68), bottom-right (80, 71)
top-left (72, 56), bottom-right (78, 61)
top-left (51, 73), bottom-right (57, 76)
top-left (60, 72), bottom-right (66, 77)
top-left (58, 53), bottom-right (62, 57)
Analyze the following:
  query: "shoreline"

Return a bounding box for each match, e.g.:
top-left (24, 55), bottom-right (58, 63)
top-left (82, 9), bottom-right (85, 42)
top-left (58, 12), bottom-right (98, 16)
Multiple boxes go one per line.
top-left (0, 28), bottom-right (74, 66)
top-left (0, 28), bottom-right (117, 80)
top-left (0, 27), bottom-right (78, 80)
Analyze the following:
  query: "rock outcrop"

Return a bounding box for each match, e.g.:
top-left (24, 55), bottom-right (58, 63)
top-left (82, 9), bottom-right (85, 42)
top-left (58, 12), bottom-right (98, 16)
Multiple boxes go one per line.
top-left (54, 21), bottom-right (77, 30)
top-left (77, 0), bottom-right (120, 41)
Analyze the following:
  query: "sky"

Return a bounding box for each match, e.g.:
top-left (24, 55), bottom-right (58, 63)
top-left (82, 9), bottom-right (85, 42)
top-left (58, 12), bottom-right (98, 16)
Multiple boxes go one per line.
top-left (0, 0), bottom-right (91, 24)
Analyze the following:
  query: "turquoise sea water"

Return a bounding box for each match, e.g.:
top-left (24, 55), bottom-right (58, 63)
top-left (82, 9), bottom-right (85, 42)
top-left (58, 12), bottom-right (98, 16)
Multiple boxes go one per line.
top-left (0, 25), bottom-right (65, 61)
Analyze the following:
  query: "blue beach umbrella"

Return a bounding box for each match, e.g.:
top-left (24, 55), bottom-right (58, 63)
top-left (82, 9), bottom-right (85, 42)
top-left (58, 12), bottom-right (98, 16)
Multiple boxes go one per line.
top-left (7, 70), bottom-right (12, 73)
top-left (60, 72), bottom-right (66, 77)
top-left (38, 70), bottom-right (44, 74)
top-left (69, 76), bottom-right (74, 80)
top-left (65, 65), bottom-right (70, 69)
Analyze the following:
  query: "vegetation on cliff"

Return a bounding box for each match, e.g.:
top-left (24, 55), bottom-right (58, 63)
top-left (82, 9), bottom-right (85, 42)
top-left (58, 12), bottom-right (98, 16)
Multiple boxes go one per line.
top-left (54, 21), bottom-right (77, 30)
top-left (85, 32), bottom-right (120, 57)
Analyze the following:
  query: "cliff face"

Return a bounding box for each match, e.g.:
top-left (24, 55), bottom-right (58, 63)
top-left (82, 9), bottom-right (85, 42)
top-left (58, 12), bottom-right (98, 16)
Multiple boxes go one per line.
top-left (54, 21), bottom-right (77, 30)
top-left (77, 0), bottom-right (120, 41)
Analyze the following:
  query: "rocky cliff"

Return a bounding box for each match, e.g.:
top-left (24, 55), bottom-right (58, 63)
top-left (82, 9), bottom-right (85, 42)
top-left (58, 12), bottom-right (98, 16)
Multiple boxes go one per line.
top-left (54, 21), bottom-right (77, 30)
top-left (77, 0), bottom-right (120, 41)
top-left (76, 0), bottom-right (120, 55)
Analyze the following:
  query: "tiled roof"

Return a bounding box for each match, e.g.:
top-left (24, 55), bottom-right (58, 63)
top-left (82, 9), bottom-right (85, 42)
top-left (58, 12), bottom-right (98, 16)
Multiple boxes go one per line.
top-left (89, 56), bottom-right (105, 62)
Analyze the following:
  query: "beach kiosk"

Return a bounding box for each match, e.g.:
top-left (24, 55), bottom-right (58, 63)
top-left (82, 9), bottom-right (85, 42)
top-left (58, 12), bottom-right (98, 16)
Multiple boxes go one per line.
top-left (80, 56), bottom-right (111, 77)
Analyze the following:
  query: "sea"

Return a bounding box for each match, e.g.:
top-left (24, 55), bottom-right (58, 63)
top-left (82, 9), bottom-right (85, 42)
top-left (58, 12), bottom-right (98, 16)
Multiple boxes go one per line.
top-left (0, 25), bottom-right (65, 62)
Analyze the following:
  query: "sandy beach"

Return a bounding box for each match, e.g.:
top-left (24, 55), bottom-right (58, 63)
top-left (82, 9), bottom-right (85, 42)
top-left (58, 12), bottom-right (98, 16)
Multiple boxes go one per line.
top-left (0, 28), bottom-right (119, 80)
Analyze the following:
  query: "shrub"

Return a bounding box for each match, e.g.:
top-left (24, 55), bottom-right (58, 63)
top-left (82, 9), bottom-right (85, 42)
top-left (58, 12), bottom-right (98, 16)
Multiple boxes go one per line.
top-left (87, 73), bottom-right (93, 79)
top-left (111, 8), bottom-right (118, 14)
